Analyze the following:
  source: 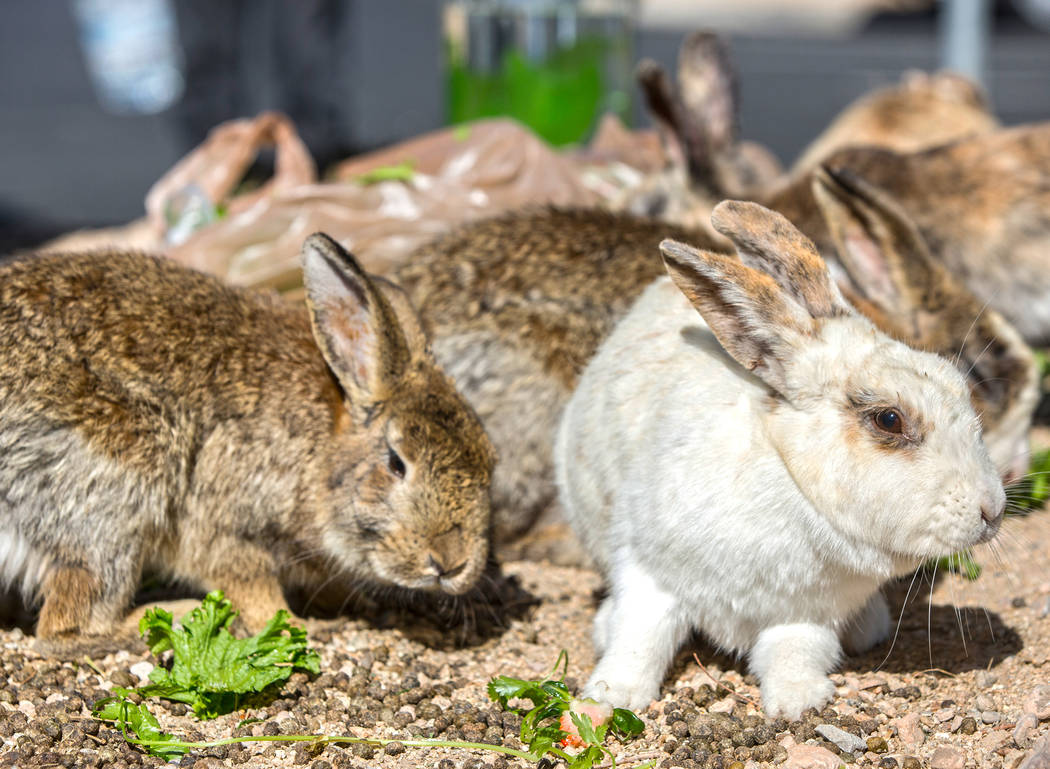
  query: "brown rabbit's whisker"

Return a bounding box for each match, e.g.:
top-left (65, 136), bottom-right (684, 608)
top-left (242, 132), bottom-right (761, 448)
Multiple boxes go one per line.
top-left (962, 337), bottom-right (998, 381)
top-left (952, 296), bottom-right (995, 367)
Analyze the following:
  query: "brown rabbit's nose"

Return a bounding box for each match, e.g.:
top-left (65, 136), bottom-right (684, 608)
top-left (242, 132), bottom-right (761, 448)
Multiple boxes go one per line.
top-left (426, 554), bottom-right (467, 579)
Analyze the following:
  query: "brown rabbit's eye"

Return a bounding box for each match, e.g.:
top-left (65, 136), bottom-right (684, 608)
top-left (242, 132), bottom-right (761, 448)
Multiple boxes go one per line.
top-left (387, 448), bottom-right (406, 479)
top-left (871, 408), bottom-right (904, 435)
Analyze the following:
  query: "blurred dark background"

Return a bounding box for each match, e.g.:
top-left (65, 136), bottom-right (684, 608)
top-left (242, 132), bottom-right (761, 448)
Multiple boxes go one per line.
top-left (2, 0), bottom-right (1049, 250)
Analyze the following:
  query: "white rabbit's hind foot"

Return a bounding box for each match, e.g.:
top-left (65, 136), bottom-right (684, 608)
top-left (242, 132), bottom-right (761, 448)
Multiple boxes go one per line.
top-left (841, 591), bottom-right (892, 655)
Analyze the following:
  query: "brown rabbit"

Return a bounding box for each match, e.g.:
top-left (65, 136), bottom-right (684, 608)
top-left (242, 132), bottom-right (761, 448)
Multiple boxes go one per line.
top-left (627, 31), bottom-right (783, 230)
top-left (770, 124), bottom-right (1050, 345)
top-left (791, 69), bottom-right (998, 174)
top-left (397, 183), bottom-right (1037, 543)
top-left (0, 234), bottom-right (494, 638)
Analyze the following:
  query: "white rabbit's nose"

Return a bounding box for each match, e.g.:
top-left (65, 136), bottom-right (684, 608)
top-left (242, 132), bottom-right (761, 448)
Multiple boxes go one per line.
top-left (980, 503), bottom-right (1003, 525)
top-left (980, 487), bottom-right (1005, 526)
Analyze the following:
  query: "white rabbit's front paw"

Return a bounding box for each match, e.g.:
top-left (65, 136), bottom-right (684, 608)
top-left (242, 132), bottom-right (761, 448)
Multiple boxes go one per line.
top-left (750, 623), bottom-right (842, 720)
top-left (760, 672), bottom-right (835, 720)
top-left (841, 592), bottom-right (891, 655)
top-left (584, 674), bottom-right (659, 713)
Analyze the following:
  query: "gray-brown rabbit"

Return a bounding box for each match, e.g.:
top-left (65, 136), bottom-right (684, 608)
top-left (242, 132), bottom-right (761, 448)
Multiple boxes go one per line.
top-left (0, 233), bottom-right (494, 638)
top-left (770, 124), bottom-right (1050, 344)
top-left (635, 39), bottom-right (1050, 347)
top-left (790, 69), bottom-right (998, 174)
top-left (397, 176), bottom-right (1037, 544)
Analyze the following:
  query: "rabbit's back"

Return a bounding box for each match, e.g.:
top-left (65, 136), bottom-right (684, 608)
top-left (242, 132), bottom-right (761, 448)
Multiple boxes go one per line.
top-left (0, 251), bottom-right (332, 620)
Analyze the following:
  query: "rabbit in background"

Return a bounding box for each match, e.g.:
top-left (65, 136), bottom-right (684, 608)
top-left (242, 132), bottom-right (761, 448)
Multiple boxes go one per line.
top-left (770, 126), bottom-right (1050, 345)
top-left (555, 201), bottom-right (1004, 718)
top-left (634, 32), bottom-right (1050, 347)
top-left (0, 233), bottom-right (494, 639)
top-left (791, 69), bottom-right (998, 175)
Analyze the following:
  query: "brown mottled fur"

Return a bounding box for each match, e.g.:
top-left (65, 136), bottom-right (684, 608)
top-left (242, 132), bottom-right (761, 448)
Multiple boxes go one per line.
top-left (791, 70), bottom-right (998, 174)
top-left (0, 236), bottom-right (493, 638)
top-left (771, 124), bottom-right (1050, 344)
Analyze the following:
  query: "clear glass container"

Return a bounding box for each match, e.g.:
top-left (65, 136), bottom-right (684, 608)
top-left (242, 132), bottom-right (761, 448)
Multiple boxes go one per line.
top-left (445, 0), bottom-right (637, 146)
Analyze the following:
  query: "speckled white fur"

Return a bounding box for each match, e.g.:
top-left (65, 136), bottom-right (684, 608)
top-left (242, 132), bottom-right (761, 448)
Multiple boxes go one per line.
top-left (555, 211), bottom-right (1004, 718)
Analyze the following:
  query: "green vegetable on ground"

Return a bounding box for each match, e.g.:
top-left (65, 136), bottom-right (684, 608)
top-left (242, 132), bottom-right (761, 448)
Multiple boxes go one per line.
top-left (94, 600), bottom-right (648, 767)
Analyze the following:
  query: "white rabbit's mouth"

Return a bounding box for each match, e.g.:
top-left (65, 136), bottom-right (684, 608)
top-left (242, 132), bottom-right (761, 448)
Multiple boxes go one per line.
top-left (974, 517), bottom-right (1002, 546)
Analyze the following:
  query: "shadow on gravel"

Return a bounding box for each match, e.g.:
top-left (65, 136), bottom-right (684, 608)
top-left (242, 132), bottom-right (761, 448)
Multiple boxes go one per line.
top-left (850, 575), bottom-right (1023, 675)
top-left (3, 559), bottom-right (538, 657)
top-left (291, 557), bottom-right (539, 651)
top-left (654, 572), bottom-right (1023, 696)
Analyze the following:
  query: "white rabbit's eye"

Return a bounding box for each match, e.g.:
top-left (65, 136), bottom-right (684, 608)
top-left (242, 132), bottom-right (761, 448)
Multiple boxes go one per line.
top-left (387, 448), bottom-right (406, 479)
top-left (871, 408), bottom-right (904, 435)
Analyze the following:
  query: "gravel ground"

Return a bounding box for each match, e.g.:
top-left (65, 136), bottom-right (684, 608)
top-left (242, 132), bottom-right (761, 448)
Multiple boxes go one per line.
top-left (2, 484), bottom-right (1050, 769)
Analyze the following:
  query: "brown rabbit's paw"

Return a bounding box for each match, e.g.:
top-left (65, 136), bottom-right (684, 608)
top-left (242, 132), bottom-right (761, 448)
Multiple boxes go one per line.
top-left (35, 565), bottom-right (105, 638)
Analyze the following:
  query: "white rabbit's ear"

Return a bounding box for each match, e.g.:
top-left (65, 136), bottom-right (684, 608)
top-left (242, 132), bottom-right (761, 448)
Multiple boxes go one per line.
top-left (812, 165), bottom-right (941, 318)
top-left (709, 200), bottom-right (853, 319)
top-left (301, 233), bottom-right (412, 413)
top-left (660, 238), bottom-right (814, 395)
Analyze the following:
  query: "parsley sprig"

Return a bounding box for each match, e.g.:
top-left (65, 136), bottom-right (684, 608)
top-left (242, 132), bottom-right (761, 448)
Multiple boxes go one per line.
top-left (488, 650), bottom-right (645, 768)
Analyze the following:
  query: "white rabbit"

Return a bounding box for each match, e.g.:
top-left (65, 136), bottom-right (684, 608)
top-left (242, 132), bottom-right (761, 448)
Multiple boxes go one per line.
top-left (554, 200), bottom-right (1005, 719)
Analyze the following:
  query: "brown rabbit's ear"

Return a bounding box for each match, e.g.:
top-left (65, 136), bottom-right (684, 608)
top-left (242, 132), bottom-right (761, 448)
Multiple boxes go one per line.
top-left (812, 165), bottom-right (942, 318)
top-left (371, 276), bottom-right (429, 357)
top-left (709, 200), bottom-right (852, 319)
top-left (660, 238), bottom-right (814, 396)
top-left (636, 31), bottom-right (738, 196)
top-left (636, 58), bottom-right (691, 176)
top-left (677, 30), bottom-right (737, 152)
top-left (301, 233), bottom-right (412, 409)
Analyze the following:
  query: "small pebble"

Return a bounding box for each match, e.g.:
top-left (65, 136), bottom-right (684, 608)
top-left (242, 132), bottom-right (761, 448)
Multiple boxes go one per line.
top-left (1013, 596), bottom-right (1028, 608)
top-left (866, 736), bottom-right (888, 753)
top-left (959, 716), bottom-right (977, 735)
top-left (934, 707), bottom-right (956, 723)
top-left (783, 743), bottom-right (841, 769)
top-left (982, 710), bottom-right (1002, 724)
top-left (129, 661), bottom-right (154, 683)
top-left (901, 757), bottom-right (921, 769)
top-left (878, 759), bottom-right (898, 769)
top-left (814, 724), bottom-right (866, 754)
top-left (1025, 685), bottom-right (1050, 720)
top-left (891, 686), bottom-right (921, 701)
top-left (929, 746), bottom-right (966, 769)
top-left (975, 671), bottom-right (998, 688)
top-left (894, 712), bottom-right (924, 750)
top-left (1015, 713), bottom-right (1039, 747)
top-left (976, 694), bottom-right (996, 712)
top-left (1020, 736), bottom-right (1050, 769)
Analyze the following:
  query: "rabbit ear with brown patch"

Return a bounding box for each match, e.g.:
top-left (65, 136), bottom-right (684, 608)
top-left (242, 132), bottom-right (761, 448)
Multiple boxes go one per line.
top-left (301, 233), bottom-right (413, 414)
top-left (811, 165), bottom-right (946, 318)
top-left (661, 237), bottom-right (814, 397)
top-left (709, 199), bottom-right (853, 320)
